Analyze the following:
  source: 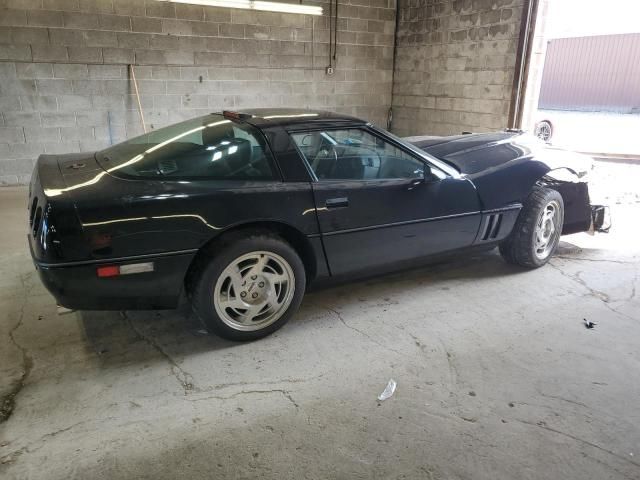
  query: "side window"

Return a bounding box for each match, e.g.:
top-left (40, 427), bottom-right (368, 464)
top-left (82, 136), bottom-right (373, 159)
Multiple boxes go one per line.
top-left (290, 129), bottom-right (424, 181)
top-left (101, 115), bottom-right (276, 180)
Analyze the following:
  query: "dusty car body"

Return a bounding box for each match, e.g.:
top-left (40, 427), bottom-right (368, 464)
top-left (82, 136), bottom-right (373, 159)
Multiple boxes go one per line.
top-left (27, 109), bottom-right (609, 339)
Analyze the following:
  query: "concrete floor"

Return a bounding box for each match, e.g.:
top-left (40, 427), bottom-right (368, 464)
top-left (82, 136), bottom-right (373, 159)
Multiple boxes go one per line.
top-left (1, 162), bottom-right (639, 479)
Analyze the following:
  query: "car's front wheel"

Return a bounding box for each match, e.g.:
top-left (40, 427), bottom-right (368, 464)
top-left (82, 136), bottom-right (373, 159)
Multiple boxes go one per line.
top-left (499, 187), bottom-right (564, 268)
top-left (191, 233), bottom-right (306, 341)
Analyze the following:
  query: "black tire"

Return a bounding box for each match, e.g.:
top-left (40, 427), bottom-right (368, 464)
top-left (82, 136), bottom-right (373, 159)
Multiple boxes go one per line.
top-left (499, 187), bottom-right (564, 268)
top-left (190, 232), bottom-right (306, 341)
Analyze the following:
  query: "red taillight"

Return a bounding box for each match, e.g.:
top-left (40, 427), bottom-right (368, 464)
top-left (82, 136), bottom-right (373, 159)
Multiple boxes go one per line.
top-left (96, 265), bottom-right (119, 277)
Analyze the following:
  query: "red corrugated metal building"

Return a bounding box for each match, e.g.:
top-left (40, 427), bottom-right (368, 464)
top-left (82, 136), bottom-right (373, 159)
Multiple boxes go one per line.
top-left (538, 33), bottom-right (640, 113)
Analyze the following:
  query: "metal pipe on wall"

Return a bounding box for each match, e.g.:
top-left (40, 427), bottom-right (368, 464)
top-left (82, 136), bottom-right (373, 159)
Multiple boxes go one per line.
top-left (508, 0), bottom-right (540, 129)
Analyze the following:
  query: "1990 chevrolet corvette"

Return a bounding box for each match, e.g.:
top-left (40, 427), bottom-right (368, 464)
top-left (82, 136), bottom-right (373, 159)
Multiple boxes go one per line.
top-left (28, 109), bottom-right (610, 340)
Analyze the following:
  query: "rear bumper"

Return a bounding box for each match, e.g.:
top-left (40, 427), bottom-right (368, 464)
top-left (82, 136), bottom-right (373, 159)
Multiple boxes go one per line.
top-left (32, 251), bottom-right (195, 310)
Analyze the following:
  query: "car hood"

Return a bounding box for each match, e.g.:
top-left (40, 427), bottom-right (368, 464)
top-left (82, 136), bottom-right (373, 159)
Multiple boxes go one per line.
top-left (406, 132), bottom-right (593, 177)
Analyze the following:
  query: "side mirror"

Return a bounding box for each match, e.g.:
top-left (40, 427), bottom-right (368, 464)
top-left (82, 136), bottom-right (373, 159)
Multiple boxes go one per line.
top-left (407, 164), bottom-right (432, 190)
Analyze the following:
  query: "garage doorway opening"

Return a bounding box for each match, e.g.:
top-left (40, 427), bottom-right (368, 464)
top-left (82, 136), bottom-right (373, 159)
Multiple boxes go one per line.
top-left (518, 0), bottom-right (640, 160)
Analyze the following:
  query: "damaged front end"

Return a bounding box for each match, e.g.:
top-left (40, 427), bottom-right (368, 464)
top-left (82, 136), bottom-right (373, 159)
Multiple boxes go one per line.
top-left (540, 168), bottom-right (611, 236)
top-left (590, 205), bottom-right (611, 233)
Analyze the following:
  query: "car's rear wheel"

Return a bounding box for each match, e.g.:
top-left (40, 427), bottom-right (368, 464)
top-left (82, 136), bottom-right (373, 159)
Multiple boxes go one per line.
top-left (499, 187), bottom-right (564, 268)
top-left (191, 233), bottom-right (305, 341)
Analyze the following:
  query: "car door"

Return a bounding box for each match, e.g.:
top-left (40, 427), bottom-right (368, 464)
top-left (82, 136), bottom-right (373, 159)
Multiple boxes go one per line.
top-left (289, 126), bottom-right (482, 276)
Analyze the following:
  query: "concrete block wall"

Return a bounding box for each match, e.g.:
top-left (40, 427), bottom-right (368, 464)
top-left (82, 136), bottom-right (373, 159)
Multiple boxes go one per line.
top-left (0, 0), bottom-right (396, 185)
top-left (391, 0), bottom-right (525, 136)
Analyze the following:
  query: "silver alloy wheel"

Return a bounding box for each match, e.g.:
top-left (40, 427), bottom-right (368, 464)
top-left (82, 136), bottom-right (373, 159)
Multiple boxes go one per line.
top-left (535, 121), bottom-right (552, 142)
top-left (213, 251), bottom-right (295, 331)
top-left (534, 200), bottom-right (560, 260)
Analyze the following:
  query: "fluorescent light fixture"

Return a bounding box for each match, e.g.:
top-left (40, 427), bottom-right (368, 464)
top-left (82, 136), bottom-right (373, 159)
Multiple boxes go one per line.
top-left (158, 0), bottom-right (322, 15)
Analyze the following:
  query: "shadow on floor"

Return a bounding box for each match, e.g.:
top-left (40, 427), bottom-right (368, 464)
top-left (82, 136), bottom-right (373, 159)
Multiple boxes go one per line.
top-left (76, 244), bottom-right (577, 368)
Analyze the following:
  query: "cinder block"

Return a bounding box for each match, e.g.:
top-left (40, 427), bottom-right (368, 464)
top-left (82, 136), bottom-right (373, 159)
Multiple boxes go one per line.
top-left (134, 80), bottom-right (167, 95)
top-left (124, 94), bottom-right (153, 109)
top-left (24, 126), bottom-right (60, 142)
top-left (1, 9), bottom-right (27, 26)
top-left (49, 28), bottom-right (85, 46)
top-left (176, 4), bottom-right (204, 21)
top-left (219, 24), bottom-right (244, 39)
top-left (0, 45), bottom-right (32, 61)
top-left (72, 79), bottom-right (106, 95)
top-left (203, 6), bottom-right (231, 23)
top-left (17, 63), bottom-right (54, 78)
top-left (150, 66), bottom-right (181, 79)
top-left (149, 33), bottom-right (181, 50)
top-left (99, 14), bottom-right (131, 31)
top-left (166, 80), bottom-right (213, 95)
top-left (0, 175), bottom-right (21, 186)
top-left (132, 17), bottom-right (163, 33)
top-left (41, 112), bottom-right (77, 127)
top-left (75, 110), bottom-right (109, 126)
top-left (0, 158), bottom-right (36, 176)
top-left (153, 94), bottom-right (181, 108)
top-left (0, 95), bottom-right (21, 110)
top-left (117, 32), bottom-right (151, 49)
top-left (43, 0), bottom-right (80, 10)
top-left (32, 45), bottom-right (68, 62)
top-left (11, 26), bottom-right (50, 45)
top-left (146, 1), bottom-right (176, 19)
top-left (79, 138), bottom-right (109, 151)
top-left (63, 12), bottom-right (100, 30)
top-left (91, 94), bottom-right (126, 109)
top-left (88, 64), bottom-right (124, 78)
top-left (191, 21), bottom-right (219, 37)
top-left (0, 127), bottom-right (26, 143)
top-left (113, 0), bottom-right (145, 16)
top-left (102, 47), bottom-right (134, 64)
top-left (103, 79), bottom-right (129, 94)
top-left (27, 10), bottom-right (63, 27)
top-left (36, 79), bottom-right (72, 95)
top-left (53, 63), bottom-right (89, 78)
top-left (57, 94), bottom-right (92, 110)
top-left (79, 0), bottom-right (115, 14)
top-left (4, 112), bottom-right (41, 127)
top-left (83, 30), bottom-right (118, 47)
top-left (67, 46), bottom-right (103, 63)
top-left (162, 19), bottom-right (193, 36)
top-left (135, 49), bottom-right (166, 65)
top-left (44, 140), bottom-right (81, 154)
top-left (19, 95), bottom-right (58, 112)
top-left (180, 66), bottom-right (208, 80)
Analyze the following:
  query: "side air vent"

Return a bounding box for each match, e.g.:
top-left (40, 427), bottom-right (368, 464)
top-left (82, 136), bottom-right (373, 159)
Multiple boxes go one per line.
top-left (29, 196), bottom-right (38, 227)
top-left (480, 213), bottom-right (503, 241)
top-left (32, 206), bottom-right (43, 237)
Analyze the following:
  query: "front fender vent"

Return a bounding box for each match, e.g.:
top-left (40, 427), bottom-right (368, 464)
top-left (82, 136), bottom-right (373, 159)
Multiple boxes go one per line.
top-left (480, 213), bottom-right (503, 241)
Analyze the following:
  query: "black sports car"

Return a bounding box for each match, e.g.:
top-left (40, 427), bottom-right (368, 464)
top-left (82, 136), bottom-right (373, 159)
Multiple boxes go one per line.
top-left (28, 109), bottom-right (610, 340)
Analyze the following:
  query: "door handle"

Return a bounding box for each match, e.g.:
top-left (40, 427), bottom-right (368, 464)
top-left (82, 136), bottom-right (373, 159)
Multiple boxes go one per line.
top-left (325, 197), bottom-right (349, 209)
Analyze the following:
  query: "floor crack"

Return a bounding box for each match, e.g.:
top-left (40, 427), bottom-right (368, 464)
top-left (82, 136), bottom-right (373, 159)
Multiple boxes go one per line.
top-left (516, 419), bottom-right (640, 469)
top-left (549, 262), bottom-right (637, 321)
top-left (122, 312), bottom-right (196, 395)
top-left (1, 274), bottom-right (34, 424)
top-left (321, 305), bottom-right (410, 358)
top-left (186, 389), bottom-right (299, 408)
